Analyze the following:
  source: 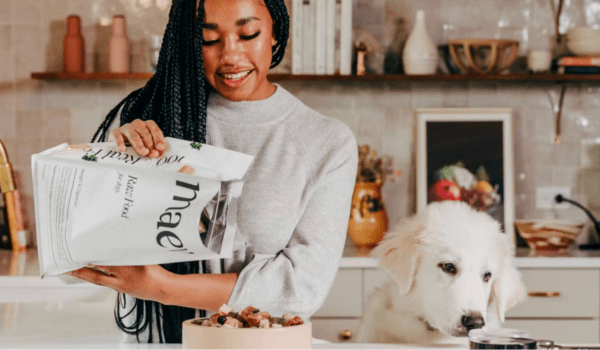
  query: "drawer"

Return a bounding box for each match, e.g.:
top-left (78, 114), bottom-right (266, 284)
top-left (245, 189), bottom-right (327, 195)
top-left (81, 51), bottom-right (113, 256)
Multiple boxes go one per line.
top-left (505, 269), bottom-right (599, 318)
top-left (313, 269), bottom-right (362, 317)
top-left (311, 318), bottom-right (361, 343)
top-left (504, 319), bottom-right (600, 344)
top-left (363, 267), bottom-right (392, 307)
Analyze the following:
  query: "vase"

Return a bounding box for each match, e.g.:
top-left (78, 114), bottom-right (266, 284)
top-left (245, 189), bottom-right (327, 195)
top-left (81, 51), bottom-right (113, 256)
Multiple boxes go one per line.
top-left (402, 10), bottom-right (439, 75)
top-left (348, 182), bottom-right (389, 247)
top-left (108, 15), bottom-right (130, 73)
top-left (63, 15), bottom-right (85, 73)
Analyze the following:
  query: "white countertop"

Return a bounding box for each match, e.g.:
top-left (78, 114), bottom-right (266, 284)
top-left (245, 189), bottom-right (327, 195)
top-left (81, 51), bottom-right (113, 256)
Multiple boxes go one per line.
top-left (1, 300), bottom-right (598, 349)
top-left (2, 239), bottom-right (600, 282)
top-left (339, 238), bottom-right (600, 269)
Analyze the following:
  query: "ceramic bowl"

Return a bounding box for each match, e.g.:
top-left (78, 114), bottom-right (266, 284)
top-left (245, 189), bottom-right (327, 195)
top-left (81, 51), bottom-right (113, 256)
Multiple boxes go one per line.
top-left (182, 318), bottom-right (312, 349)
top-left (514, 219), bottom-right (585, 252)
top-left (566, 40), bottom-right (600, 56)
top-left (567, 26), bottom-right (600, 40)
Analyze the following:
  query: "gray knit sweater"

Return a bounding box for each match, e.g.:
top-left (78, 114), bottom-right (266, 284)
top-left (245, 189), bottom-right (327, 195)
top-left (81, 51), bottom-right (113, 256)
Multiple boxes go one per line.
top-left (120, 84), bottom-right (358, 342)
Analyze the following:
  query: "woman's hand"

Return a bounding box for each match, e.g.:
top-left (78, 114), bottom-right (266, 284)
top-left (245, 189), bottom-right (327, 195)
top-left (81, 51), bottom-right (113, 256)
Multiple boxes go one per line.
top-left (68, 265), bottom-right (172, 303)
top-left (109, 119), bottom-right (166, 158)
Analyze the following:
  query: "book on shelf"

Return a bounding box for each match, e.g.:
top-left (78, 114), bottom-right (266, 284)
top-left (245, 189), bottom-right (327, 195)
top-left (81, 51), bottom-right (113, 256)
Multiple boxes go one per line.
top-left (315, 0), bottom-right (327, 74)
top-left (326, 0), bottom-right (337, 75)
top-left (559, 56), bottom-right (600, 67)
top-left (291, 0), bottom-right (303, 74)
top-left (339, 0), bottom-right (353, 75)
top-left (302, 0), bottom-right (316, 74)
top-left (559, 66), bottom-right (600, 74)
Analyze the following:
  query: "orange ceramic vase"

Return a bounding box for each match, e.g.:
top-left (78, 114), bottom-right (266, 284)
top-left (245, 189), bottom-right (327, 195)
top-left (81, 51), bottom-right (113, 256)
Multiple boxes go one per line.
top-left (348, 182), bottom-right (388, 247)
top-left (63, 15), bottom-right (85, 73)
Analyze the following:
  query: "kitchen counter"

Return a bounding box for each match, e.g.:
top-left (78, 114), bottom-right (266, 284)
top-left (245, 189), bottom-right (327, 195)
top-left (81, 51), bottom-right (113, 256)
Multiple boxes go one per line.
top-left (340, 238), bottom-right (600, 268)
top-left (2, 239), bottom-right (600, 280)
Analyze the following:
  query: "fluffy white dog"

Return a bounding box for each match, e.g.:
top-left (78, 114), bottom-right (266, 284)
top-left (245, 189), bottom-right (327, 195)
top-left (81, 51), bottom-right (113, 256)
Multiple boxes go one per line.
top-left (356, 201), bottom-right (527, 344)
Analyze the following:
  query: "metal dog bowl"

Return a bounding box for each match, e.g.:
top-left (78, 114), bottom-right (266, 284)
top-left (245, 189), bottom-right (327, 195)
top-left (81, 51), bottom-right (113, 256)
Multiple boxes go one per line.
top-left (469, 329), bottom-right (537, 349)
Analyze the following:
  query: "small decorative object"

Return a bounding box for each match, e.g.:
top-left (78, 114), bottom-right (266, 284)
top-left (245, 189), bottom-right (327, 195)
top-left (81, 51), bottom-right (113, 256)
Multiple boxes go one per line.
top-left (355, 42), bottom-right (367, 76)
top-left (402, 10), bottom-right (438, 75)
top-left (415, 108), bottom-right (515, 246)
top-left (63, 15), bottom-right (85, 73)
top-left (108, 15), bottom-right (130, 73)
top-left (348, 145), bottom-right (402, 247)
top-left (527, 49), bottom-right (552, 72)
top-left (448, 39), bottom-right (519, 74)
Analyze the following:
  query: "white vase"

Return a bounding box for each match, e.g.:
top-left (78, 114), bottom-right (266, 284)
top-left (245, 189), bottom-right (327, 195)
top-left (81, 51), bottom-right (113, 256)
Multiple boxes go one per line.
top-left (402, 10), bottom-right (439, 75)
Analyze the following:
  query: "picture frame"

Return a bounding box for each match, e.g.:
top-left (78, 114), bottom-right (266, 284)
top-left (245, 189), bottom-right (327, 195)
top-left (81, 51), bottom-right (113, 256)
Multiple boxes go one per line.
top-left (415, 108), bottom-right (515, 247)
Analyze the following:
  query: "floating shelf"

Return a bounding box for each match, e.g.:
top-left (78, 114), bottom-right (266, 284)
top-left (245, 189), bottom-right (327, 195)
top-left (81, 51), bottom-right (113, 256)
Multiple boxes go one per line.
top-left (31, 72), bottom-right (154, 80)
top-left (31, 72), bottom-right (600, 82)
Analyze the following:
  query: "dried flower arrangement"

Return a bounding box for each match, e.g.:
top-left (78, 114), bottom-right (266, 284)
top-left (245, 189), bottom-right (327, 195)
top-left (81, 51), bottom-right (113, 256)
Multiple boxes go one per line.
top-left (357, 144), bottom-right (402, 185)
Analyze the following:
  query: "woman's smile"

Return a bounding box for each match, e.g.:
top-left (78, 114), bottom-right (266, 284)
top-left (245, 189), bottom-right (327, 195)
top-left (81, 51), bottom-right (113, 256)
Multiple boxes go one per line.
top-left (218, 69), bottom-right (254, 87)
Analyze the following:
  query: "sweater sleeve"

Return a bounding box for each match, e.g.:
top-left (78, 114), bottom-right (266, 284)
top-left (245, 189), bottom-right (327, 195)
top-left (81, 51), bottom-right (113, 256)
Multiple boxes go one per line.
top-left (226, 127), bottom-right (358, 318)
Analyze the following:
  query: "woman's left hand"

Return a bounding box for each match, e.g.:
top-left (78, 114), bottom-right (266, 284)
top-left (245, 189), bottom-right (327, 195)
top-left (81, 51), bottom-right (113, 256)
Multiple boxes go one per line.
top-left (68, 265), bottom-right (172, 303)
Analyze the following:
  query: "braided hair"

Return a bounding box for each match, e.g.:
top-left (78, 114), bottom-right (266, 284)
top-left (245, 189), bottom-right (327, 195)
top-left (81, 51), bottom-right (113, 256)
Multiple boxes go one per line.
top-left (93, 0), bottom-right (289, 343)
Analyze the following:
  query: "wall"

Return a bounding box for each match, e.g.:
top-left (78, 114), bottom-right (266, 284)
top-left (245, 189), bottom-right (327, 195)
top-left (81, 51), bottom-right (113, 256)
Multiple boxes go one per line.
top-left (1, 0), bottom-right (599, 247)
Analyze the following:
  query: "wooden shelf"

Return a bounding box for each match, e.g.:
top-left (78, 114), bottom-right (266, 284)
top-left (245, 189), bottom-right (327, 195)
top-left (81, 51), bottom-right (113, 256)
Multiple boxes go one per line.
top-left (31, 72), bottom-right (154, 80)
top-left (31, 72), bottom-right (600, 82)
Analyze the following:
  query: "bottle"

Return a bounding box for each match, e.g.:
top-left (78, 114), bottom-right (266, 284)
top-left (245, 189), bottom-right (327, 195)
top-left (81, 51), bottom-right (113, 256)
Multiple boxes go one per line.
top-left (63, 15), bottom-right (85, 73)
top-left (108, 15), bottom-right (130, 73)
top-left (402, 10), bottom-right (439, 75)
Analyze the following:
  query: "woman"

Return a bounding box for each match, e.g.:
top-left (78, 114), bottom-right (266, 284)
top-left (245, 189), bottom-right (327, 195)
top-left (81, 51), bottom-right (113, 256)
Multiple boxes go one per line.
top-left (71, 0), bottom-right (358, 344)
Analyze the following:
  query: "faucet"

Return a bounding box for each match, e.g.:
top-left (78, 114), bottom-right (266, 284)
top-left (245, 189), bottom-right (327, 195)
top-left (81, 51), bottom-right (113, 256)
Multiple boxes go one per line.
top-left (0, 139), bottom-right (16, 193)
top-left (555, 194), bottom-right (600, 250)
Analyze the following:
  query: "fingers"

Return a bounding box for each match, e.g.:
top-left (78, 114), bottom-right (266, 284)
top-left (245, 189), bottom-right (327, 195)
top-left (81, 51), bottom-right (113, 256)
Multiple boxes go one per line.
top-left (146, 120), bottom-right (166, 152)
top-left (69, 267), bottom-right (117, 287)
top-left (120, 124), bottom-right (149, 156)
top-left (177, 165), bottom-right (195, 175)
top-left (112, 119), bottom-right (166, 158)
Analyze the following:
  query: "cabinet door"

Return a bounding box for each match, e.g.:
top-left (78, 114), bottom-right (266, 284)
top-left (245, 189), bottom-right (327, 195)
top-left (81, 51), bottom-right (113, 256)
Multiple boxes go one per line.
top-left (504, 319), bottom-right (600, 344)
top-left (313, 269), bottom-right (362, 317)
top-left (505, 268), bottom-right (600, 318)
top-left (311, 318), bottom-right (361, 343)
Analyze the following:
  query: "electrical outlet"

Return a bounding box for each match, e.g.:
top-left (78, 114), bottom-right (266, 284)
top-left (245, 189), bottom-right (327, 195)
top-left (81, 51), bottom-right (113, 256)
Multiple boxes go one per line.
top-left (536, 187), bottom-right (572, 210)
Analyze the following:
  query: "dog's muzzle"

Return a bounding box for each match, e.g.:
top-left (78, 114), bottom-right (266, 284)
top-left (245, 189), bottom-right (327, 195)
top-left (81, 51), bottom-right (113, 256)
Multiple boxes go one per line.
top-left (461, 311), bottom-right (485, 331)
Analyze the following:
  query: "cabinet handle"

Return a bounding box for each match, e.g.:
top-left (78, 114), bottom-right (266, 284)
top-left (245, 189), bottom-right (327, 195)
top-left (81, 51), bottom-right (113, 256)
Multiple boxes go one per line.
top-left (339, 330), bottom-right (352, 340)
top-left (528, 291), bottom-right (561, 297)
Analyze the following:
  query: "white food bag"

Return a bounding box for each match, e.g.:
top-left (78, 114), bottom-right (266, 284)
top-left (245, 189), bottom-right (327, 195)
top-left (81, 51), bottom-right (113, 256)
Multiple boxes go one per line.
top-left (31, 137), bottom-right (254, 277)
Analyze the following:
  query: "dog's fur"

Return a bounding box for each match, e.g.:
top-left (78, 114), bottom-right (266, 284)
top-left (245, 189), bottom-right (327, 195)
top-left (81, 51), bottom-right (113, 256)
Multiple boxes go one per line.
top-left (356, 201), bottom-right (526, 344)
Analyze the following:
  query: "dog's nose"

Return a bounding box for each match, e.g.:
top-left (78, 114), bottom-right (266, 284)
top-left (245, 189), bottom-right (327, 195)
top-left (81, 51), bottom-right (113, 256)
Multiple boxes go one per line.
top-left (461, 312), bottom-right (485, 331)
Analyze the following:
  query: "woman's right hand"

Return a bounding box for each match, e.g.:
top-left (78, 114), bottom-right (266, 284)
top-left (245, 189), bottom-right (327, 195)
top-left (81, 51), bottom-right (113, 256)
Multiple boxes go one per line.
top-left (109, 119), bottom-right (166, 158)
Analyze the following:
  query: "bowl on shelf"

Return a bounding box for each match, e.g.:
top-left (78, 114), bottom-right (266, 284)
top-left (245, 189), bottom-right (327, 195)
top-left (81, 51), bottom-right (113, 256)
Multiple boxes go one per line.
top-left (447, 39), bottom-right (519, 74)
top-left (566, 27), bottom-right (600, 56)
top-left (514, 219), bottom-right (585, 253)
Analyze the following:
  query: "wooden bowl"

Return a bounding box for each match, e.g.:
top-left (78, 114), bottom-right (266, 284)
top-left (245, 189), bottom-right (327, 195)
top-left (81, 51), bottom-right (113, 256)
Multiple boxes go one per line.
top-left (514, 219), bottom-right (585, 253)
top-left (448, 39), bottom-right (519, 74)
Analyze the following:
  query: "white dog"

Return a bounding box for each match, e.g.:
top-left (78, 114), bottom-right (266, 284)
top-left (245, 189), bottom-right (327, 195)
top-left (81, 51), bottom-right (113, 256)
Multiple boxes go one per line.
top-left (356, 201), bottom-right (526, 345)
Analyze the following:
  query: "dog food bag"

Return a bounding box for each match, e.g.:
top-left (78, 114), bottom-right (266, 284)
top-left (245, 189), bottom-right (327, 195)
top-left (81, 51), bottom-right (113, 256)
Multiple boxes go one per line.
top-left (31, 137), bottom-right (254, 277)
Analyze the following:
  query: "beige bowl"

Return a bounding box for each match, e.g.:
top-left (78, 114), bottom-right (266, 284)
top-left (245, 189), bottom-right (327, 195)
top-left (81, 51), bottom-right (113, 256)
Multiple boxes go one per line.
top-left (515, 219), bottom-right (585, 252)
top-left (182, 318), bottom-right (312, 349)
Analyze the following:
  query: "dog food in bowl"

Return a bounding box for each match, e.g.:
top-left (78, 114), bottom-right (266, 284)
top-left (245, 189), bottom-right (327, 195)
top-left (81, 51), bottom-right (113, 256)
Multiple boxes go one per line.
top-left (182, 304), bottom-right (311, 349)
top-left (515, 219), bottom-right (585, 253)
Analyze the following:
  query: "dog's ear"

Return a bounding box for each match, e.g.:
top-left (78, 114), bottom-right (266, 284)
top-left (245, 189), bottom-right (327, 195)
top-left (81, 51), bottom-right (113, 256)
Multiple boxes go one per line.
top-left (488, 235), bottom-right (527, 323)
top-left (370, 217), bottom-right (424, 295)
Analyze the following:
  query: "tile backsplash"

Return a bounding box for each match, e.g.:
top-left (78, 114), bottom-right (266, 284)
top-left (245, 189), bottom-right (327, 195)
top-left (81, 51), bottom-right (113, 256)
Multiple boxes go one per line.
top-left (1, 0), bottom-right (600, 247)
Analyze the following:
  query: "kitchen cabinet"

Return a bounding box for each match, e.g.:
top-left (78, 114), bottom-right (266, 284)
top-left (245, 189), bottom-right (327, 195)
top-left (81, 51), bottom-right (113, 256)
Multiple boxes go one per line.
top-left (312, 244), bottom-right (600, 344)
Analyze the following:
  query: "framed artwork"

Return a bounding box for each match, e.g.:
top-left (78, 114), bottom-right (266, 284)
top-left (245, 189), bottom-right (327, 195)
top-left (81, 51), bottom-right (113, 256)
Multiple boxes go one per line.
top-left (415, 108), bottom-right (515, 246)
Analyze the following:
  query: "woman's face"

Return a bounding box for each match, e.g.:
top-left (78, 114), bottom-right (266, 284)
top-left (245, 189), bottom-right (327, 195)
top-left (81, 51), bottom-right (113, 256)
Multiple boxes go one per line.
top-left (201, 0), bottom-right (277, 101)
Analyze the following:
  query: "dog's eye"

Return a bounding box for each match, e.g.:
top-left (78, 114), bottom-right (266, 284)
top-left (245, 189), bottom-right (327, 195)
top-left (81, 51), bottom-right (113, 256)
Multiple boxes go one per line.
top-left (483, 272), bottom-right (492, 282)
top-left (439, 262), bottom-right (456, 274)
